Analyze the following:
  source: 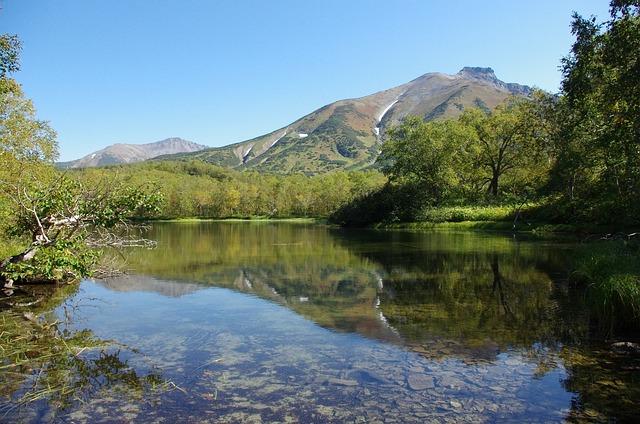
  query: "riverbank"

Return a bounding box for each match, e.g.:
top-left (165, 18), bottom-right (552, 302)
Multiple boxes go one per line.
top-left (374, 219), bottom-right (633, 237)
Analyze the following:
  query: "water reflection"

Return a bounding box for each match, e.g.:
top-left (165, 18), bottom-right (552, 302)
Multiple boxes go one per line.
top-left (3, 222), bottom-right (638, 422)
top-left (0, 284), bottom-right (172, 422)
top-left (114, 221), bottom-right (638, 422)
top-left (59, 279), bottom-right (576, 423)
top-left (123, 222), bottom-right (583, 353)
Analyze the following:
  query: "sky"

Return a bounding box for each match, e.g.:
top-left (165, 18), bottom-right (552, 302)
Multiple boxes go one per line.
top-left (2, 1), bottom-right (612, 162)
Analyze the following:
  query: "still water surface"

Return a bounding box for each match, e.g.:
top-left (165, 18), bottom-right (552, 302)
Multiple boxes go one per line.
top-left (3, 222), bottom-right (640, 423)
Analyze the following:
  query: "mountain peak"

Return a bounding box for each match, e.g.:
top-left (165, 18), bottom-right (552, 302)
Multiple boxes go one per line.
top-left (457, 67), bottom-right (498, 82)
top-left (457, 66), bottom-right (530, 96)
top-left (57, 66), bottom-right (532, 173)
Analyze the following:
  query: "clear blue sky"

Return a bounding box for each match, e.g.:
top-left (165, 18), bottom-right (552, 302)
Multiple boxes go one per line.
top-left (2, 0), bottom-right (611, 162)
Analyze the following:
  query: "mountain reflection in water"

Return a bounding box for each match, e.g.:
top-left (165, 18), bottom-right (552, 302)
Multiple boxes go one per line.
top-left (2, 222), bottom-right (639, 423)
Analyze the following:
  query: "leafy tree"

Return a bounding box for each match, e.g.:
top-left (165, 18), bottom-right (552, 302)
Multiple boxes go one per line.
top-left (557, 0), bottom-right (640, 219)
top-left (0, 174), bottom-right (162, 286)
top-left (0, 35), bottom-right (58, 199)
top-left (379, 116), bottom-right (471, 206)
top-left (0, 34), bottom-right (21, 79)
top-left (1, 31), bottom-right (162, 286)
top-left (460, 97), bottom-right (548, 199)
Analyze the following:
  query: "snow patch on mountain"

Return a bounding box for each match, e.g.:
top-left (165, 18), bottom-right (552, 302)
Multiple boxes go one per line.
top-left (270, 130), bottom-right (288, 148)
top-left (375, 98), bottom-right (401, 136)
top-left (378, 100), bottom-right (400, 123)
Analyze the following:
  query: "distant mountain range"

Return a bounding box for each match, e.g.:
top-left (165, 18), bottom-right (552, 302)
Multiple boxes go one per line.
top-left (59, 67), bottom-right (531, 174)
top-left (57, 137), bottom-right (208, 169)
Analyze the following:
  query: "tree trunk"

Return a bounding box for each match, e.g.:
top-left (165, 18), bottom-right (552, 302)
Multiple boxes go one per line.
top-left (488, 173), bottom-right (499, 197)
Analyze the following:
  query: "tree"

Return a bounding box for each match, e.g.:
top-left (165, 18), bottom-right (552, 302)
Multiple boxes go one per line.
top-left (379, 116), bottom-right (470, 206)
top-left (0, 82), bottom-right (58, 177)
top-left (0, 33), bottom-right (58, 189)
top-left (0, 34), bottom-right (21, 79)
top-left (460, 97), bottom-right (547, 199)
top-left (557, 1), bottom-right (640, 218)
top-left (0, 174), bottom-right (162, 286)
top-left (1, 31), bottom-right (162, 286)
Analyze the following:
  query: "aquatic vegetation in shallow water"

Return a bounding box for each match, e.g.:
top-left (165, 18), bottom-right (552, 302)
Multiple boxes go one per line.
top-left (0, 288), bottom-right (176, 420)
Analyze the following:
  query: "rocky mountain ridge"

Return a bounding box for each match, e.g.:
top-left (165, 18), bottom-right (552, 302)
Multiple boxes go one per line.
top-left (57, 137), bottom-right (208, 168)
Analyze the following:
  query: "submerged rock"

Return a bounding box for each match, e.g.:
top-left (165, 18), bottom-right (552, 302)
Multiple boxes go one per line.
top-left (407, 373), bottom-right (435, 390)
top-left (325, 377), bottom-right (359, 386)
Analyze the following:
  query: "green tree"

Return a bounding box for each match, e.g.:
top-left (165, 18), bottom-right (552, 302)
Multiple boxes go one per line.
top-left (460, 98), bottom-right (547, 199)
top-left (0, 34), bottom-right (21, 79)
top-left (379, 116), bottom-right (470, 206)
top-left (0, 175), bottom-right (162, 286)
top-left (0, 33), bottom-right (58, 193)
top-left (557, 1), bottom-right (640, 219)
top-left (223, 186), bottom-right (241, 216)
top-left (0, 32), bottom-right (162, 286)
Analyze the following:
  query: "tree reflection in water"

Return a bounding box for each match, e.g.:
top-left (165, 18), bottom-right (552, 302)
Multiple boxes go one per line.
top-left (0, 283), bottom-right (173, 421)
top-left (8, 222), bottom-right (636, 422)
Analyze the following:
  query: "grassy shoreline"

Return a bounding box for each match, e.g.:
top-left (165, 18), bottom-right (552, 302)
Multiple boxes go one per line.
top-left (149, 215), bottom-right (636, 238)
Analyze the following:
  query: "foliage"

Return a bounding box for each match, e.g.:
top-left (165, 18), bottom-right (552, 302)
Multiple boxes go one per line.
top-left (368, 93), bottom-right (552, 226)
top-left (379, 116), bottom-right (472, 205)
top-left (0, 34), bottom-right (21, 78)
top-left (2, 237), bottom-right (98, 283)
top-left (459, 94), bottom-right (552, 198)
top-left (328, 183), bottom-right (398, 226)
top-left (0, 173), bottom-right (162, 285)
top-left (338, 0), bottom-right (639, 229)
top-left (0, 30), bottom-right (162, 285)
top-left (555, 1), bottom-right (640, 221)
top-left (569, 239), bottom-right (640, 335)
top-left (0, 75), bottom-right (58, 230)
top-left (0, 74), bottom-right (58, 168)
top-left (68, 160), bottom-right (387, 221)
top-left (415, 205), bottom-right (516, 223)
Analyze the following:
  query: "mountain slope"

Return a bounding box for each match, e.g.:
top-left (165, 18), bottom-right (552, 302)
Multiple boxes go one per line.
top-left (57, 137), bottom-right (208, 169)
top-left (175, 67), bottom-right (530, 175)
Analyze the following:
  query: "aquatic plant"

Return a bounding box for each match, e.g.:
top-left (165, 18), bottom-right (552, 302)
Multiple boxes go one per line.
top-left (0, 289), bottom-right (175, 420)
top-left (570, 239), bottom-right (640, 336)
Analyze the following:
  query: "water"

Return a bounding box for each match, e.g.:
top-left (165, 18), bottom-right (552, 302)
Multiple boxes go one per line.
top-left (2, 221), bottom-right (639, 423)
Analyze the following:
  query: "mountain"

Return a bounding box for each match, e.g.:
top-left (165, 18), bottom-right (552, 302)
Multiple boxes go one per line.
top-left (57, 137), bottom-right (208, 169)
top-left (166, 67), bottom-right (531, 175)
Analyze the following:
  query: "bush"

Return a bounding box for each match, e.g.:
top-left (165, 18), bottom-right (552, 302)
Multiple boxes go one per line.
top-left (328, 185), bottom-right (396, 227)
top-left (416, 205), bottom-right (515, 223)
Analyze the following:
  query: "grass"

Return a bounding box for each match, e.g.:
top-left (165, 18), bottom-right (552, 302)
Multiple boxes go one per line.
top-left (570, 240), bottom-right (640, 337)
top-left (377, 204), bottom-right (548, 232)
top-left (0, 236), bottom-right (27, 261)
top-left (378, 220), bottom-right (516, 231)
top-left (416, 205), bottom-right (516, 223)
